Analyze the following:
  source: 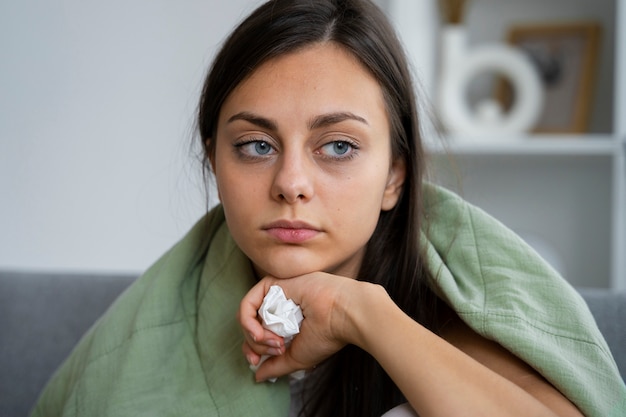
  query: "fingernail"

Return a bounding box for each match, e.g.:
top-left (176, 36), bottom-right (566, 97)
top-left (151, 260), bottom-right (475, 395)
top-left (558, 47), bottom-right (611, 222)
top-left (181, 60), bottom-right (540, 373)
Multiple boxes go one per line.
top-left (267, 347), bottom-right (282, 356)
top-left (267, 339), bottom-right (282, 348)
top-left (249, 332), bottom-right (257, 342)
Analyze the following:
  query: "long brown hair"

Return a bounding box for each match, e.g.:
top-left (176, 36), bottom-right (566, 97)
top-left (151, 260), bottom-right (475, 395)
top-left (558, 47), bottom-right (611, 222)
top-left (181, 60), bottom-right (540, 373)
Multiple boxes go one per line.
top-left (197, 1), bottom-right (441, 415)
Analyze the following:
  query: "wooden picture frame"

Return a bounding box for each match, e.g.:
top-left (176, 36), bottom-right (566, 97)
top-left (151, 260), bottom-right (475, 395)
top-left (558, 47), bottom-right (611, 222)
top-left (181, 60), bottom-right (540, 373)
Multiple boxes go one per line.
top-left (497, 22), bottom-right (601, 134)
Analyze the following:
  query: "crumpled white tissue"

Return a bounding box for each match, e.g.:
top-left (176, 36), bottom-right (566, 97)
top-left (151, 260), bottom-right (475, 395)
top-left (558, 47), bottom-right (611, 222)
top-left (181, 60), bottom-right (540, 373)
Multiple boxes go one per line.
top-left (258, 285), bottom-right (303, 341)
top-left (249, 285), bottom-right (304, 382)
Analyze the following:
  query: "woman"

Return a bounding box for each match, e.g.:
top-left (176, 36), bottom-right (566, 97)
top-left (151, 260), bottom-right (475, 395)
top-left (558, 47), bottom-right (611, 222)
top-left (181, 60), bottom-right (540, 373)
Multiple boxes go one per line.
top-left (32, 1), bottom-right (625, 416)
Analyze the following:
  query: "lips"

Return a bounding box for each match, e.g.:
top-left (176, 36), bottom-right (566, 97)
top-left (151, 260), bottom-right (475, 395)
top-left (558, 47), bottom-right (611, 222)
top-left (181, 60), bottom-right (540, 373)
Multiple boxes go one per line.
top-left (263, 220), bottom-right (320, 244)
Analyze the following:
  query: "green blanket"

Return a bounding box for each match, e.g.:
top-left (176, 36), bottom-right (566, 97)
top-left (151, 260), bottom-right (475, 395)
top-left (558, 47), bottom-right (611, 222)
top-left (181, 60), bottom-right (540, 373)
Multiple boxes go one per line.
top-left (31, 184), bottom-right (626, 416)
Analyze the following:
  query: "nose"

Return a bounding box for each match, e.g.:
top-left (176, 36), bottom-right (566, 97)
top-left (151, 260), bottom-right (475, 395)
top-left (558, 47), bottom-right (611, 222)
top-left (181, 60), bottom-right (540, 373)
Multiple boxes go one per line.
top-left (271, 151), bottom-right (314, 204)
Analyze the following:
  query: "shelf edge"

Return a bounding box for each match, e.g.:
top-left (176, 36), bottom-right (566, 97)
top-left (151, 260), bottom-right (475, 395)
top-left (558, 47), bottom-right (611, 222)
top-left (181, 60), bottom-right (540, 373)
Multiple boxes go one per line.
top-left (426, 134), bottom-right (621, 156)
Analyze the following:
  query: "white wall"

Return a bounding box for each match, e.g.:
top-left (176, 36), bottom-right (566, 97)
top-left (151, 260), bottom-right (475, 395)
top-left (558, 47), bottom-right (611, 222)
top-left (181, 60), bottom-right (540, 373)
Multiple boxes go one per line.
top-left (0, 0), bottom-right (439, 275)
top-left (0, 0), bottom-right (264, 273)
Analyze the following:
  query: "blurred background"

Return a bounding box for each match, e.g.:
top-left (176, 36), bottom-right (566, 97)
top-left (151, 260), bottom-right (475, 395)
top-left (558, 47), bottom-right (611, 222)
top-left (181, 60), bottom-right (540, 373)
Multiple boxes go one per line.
top-left (1, 0), bottom-right (624, 289)
top-left (0, 0), bottom-right (266, 273)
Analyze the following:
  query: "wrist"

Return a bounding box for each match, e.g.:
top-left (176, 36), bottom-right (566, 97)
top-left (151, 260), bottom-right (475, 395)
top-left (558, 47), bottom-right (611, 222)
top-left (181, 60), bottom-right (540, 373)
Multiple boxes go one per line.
top-left (342, 282), bottom-right (396, 350)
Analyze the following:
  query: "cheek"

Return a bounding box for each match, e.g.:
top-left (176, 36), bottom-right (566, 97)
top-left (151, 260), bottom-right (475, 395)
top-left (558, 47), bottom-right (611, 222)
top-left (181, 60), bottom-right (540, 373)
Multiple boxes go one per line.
top-left (341, 165), bottom-right (390, 207)
top-left (214, 165), bottom-right (251, 220)
top-left (218, 182), bottom-right (259, 222)
top-left (326, 169), bottom-right (388, 229)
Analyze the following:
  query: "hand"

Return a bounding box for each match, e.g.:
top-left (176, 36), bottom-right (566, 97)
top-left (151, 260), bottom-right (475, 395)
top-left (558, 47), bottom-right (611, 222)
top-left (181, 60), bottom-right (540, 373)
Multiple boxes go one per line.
top-left (239, 275), bottom-right (582, 416)
top-left (238, 272), bottom-right (373, 382)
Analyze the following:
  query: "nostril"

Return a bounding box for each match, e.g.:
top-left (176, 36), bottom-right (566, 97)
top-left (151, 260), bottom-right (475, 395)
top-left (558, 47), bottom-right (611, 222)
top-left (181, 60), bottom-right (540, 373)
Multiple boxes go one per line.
top-left (277, 193), bottom-right (305, 203)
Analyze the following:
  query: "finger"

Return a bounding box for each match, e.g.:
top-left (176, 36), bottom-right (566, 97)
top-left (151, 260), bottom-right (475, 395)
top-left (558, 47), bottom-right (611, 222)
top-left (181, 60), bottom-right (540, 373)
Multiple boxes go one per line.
top-left (260, 328), bottom-right (285, 349)
top-left (242, 342), bottom-right (261, 366)
top-left (242, 323), bottom-right (284, 346)
top-left (253, 350), bottom-right (306, 383)
top-left (242, 341), bottom-right (285, 367)
top-left (238, 279), bottom-right (278, 341)
top-left (242, 336), bottom-right (285, 358)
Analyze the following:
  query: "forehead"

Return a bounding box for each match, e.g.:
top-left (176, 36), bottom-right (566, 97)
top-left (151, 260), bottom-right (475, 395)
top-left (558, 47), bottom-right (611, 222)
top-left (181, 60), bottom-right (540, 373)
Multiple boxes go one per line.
top-left (247, 42), bottom-right (371, 83)
top-left (219, 42), bottom-right (388, 124)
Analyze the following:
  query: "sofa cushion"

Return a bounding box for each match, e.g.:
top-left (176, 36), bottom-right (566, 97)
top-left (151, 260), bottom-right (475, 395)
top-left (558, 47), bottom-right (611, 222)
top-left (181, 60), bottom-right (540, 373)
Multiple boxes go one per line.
top-left (0, 271), bottom-right (136, 417)
top-left (577, 288), bottom-right (626, 378)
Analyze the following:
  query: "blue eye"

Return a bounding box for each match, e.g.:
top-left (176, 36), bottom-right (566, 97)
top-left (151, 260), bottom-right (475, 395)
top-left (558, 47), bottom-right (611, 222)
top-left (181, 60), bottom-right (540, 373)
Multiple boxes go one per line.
top-left (253, 141), bottom-right (272, 155)
top-left (319, 140), bottom-right (356, 159)
top-left (236, 140), bottom-right (276, 158)
top-left (331, 141), bottom-right (350, 155)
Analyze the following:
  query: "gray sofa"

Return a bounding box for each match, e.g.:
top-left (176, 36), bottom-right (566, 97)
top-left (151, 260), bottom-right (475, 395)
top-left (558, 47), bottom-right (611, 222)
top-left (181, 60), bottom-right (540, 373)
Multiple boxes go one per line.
top-left (1, 271), bottom-right (137, 417)
top-left (1, 270), bottom-right (625, 417)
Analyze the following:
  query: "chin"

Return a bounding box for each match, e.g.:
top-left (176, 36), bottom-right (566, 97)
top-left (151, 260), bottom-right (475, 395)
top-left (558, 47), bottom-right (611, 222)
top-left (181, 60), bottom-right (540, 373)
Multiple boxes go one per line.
top-left (258, 264), bottom-right (318, 280)
top-left (246, 245), bottom-right (362, 280)
top-left (255, 259), bottom-right (358, 280)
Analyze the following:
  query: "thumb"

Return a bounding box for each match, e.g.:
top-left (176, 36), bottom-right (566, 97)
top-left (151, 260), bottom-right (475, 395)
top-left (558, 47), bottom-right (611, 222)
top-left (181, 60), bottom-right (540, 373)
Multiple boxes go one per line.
top-left (239, 277), bottom-right (280, 340)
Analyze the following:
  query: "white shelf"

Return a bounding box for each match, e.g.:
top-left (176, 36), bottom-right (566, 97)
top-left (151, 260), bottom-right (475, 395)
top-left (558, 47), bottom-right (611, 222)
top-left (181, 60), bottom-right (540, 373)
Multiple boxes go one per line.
top-left (391, 0), bottom-right (626, 289)
top-left (427, 135), bottom-right (622, 156)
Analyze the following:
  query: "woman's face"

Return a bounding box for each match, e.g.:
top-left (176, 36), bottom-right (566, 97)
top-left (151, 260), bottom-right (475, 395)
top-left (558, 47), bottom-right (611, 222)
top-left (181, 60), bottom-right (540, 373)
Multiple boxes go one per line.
top-left (212, 42), bottom-right (405, 279)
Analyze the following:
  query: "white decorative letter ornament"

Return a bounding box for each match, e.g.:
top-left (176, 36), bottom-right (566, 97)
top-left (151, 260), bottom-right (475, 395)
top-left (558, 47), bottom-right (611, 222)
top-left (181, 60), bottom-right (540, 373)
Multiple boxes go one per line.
top-left (438, 25), bottom-right (544, 138)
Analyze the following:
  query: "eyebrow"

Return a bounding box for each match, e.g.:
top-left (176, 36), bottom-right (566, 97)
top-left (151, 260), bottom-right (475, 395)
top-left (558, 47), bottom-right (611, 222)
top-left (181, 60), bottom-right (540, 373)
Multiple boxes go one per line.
top-left (226, 111), bottom-right (369, 131)
top-left (227, 112), bottom-right (277, 131)
top-left (309, 112), bottom-right (369, 130)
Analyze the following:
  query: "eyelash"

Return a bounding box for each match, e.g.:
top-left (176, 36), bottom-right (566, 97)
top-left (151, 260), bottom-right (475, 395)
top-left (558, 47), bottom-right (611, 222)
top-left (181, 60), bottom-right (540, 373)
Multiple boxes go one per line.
top-left (317, 139), bottom-right (359, 161)
top-left (233, 138), bottom-right (276, 160)
top-left (233, 138), bottom-right (360, 161)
